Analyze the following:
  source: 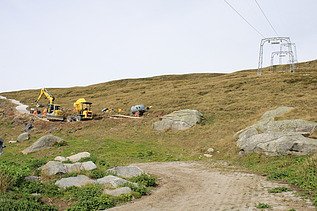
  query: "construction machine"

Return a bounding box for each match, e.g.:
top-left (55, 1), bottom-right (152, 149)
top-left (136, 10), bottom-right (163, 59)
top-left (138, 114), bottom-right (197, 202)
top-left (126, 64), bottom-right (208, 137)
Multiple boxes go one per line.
top-left (35, 88), bottom-right (64, 121)
top-left (67, 98), bottom-right (93, 121)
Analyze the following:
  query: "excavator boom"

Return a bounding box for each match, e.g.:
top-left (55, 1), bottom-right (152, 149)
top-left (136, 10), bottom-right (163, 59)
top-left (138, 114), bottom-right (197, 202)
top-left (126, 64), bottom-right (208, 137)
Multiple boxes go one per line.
top-left (36, 88), bottom-right (55, 105)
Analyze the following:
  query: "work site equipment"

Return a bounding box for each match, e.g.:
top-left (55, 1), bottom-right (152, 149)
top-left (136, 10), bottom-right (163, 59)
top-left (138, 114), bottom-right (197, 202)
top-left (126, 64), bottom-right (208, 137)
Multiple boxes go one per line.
top-left (35, 88), bottom-right (64, 121)
top-left (67, 98), bottom-right (93, 121)
top-left (130, 104), bottom-right (151, 117)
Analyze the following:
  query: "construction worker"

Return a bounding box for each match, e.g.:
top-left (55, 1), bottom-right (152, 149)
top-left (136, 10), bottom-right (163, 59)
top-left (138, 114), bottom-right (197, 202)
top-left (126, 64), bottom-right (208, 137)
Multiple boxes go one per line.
top-left (0, 138), bottom-right (6, 155)
top-left (24, 119), bottom-right (34, 132)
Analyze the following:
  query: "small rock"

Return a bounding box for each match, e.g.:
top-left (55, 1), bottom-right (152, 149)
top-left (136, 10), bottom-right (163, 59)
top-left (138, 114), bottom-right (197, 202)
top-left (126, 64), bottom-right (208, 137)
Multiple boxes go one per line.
top-left (96, 175), bottom-right (128, 188)
top-left (207, 148), bottom-right (214, 153)
top-left (81, 161), bottom-right (97, 171)
top-left (55, 175), bottom-right (95, 188)
top-left (108, 166), bottom-right (144, 178)
top-left (17, 132), bottom-right (30, 142)
top-left (54, 156), bottom-right (68, 162)
top-left (67, 152), bottom-right (90, 162)
top-left (204, 154), bottom-right (213, 158)
top-left (25, 176), bottom-right (40, 182)
top-left (64, 163), bottom-right (82, 173)
top-left (104, 187), bottom-right (132, 196)
top-left (39, 161), bottom-right (66, 176)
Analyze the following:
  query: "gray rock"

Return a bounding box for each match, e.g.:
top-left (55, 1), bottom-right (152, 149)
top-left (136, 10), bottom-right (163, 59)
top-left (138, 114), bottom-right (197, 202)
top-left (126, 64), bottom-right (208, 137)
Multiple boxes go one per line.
top-left (55, 175), bottom-right (95, 188)
top-left (39, 161), bottom-right (66, 176)
top-left (80, 161), bottom-right (97, 171)
top-left (64, 163), bottom-right (82, 173)
top-left (108, 166), bottom-right (144, 178)
top-left (66, 152), bottom-right (90, 162)
top-left (236, 107), bottom-right (317, 156)
top-left (22, 135), bottom-right (64, 154)
top-left (54, 156), bottom-right (68, 162)
top-left (104, 187), bottom-right (132, 196)
top-left (153, 109), bottom-right (203, 131)
top-left (17, 132), bottom-right (30, 142)
top-left (25, 176), bottom-right (40, 182)
top-left (96, 175), bottom-right (128, 188)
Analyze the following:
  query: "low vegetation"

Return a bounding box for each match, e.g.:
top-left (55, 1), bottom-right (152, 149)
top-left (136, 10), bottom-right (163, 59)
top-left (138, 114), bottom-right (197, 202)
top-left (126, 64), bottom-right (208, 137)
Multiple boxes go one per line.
top-left (0, 60), bottom-right (316, 209)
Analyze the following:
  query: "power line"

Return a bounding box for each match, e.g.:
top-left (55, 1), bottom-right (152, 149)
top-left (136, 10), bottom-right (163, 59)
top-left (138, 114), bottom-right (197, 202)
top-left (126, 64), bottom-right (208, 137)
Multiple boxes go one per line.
top-left (224, 0), bottom-right (265, 38)
top-left (254, 0), bottom-right (278, 36)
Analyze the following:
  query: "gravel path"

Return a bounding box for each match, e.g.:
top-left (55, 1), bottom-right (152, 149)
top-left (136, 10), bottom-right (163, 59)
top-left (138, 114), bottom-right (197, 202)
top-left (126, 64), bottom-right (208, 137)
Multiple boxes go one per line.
top-left (0, 95), bottom-right (29, 114)
top-left (110, 162), bottom-right (314, 211)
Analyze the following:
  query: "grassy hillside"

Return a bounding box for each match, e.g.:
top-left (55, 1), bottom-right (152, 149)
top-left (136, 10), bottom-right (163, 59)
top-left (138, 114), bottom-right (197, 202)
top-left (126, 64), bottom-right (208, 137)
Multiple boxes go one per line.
top-left (0, 59), bottom-right (316, 209)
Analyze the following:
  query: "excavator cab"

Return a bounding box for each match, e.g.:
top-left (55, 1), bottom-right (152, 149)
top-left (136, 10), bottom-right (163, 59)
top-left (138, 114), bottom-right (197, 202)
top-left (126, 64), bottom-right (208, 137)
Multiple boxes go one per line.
top-left (73, 98), bottom-right (93, 121)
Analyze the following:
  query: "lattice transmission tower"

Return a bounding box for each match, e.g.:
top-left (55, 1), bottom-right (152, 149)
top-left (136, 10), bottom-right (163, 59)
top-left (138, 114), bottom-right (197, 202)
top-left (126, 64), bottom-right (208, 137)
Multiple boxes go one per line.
top-left (270, 51), bottom-right (295, 71)
top-left (257, 37), bottom-right (296, 75)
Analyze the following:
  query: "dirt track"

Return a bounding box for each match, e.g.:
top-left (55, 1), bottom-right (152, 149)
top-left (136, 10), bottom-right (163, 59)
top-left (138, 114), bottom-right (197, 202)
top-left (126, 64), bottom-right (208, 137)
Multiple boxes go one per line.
top-left (110, 162), bottom-right (314, 211)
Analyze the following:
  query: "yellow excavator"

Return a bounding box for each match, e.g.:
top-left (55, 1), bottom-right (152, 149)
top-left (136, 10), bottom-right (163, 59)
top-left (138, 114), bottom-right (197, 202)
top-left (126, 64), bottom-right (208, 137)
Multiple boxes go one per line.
top-left (35, 88), bottom-right (64, 121)
top-left (67, 98), bottom-right (93, 122)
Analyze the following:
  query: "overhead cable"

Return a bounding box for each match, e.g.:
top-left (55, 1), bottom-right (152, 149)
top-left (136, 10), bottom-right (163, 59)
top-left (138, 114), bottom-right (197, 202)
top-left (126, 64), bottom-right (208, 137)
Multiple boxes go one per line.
top-left (254, 0), bottom-right (278, 36)
top-left (224, 0), bottom-right (265, 38)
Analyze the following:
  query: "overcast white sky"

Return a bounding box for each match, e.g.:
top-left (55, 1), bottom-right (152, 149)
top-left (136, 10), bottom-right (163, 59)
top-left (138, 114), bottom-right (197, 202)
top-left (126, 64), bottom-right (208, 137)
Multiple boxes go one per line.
top-left (0, 0), bottom-right (316, 92)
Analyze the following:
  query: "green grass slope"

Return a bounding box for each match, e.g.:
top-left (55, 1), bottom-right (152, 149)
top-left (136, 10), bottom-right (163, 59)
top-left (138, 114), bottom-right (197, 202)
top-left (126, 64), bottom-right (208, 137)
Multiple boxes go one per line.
top-left (0, 59), bottom-right (316, 209)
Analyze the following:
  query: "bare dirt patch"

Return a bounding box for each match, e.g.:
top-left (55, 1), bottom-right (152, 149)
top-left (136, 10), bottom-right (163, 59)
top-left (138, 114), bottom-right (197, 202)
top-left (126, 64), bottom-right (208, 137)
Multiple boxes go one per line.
top-left (110, 162), bottom-right (314, 211)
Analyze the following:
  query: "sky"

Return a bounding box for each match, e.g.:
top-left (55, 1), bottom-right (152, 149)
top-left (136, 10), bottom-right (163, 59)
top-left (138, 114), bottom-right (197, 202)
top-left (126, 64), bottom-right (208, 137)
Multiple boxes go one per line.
top-left (0, 0), bottom-right (316, 92)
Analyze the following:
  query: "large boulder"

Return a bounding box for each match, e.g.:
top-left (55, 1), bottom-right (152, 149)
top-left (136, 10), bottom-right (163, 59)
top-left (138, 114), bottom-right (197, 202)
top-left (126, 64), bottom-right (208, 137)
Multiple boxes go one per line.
top-left (22, 135), bottom-right (64, 154)
top-left (236, 107), bottom-right (317, 156)
top-left (66, 152), bottom-right (90, 162)
top-left (108, 166), bottom-right (144, 178)
top-left (17, 132), bottom-right (30, 142)
top-left (55, 175), bottom-right (95, 188)
top-left (96, 175), bottom-right (128, 188)
top-left (153, 109), bottom-right (203, 131)
top-left (39, 161), bottom-right (66, 176)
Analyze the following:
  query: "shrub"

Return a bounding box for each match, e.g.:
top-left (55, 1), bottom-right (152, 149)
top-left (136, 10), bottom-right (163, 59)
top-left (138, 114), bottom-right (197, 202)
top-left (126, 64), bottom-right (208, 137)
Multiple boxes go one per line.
top-left (129, 173), bottom-right (157, 187)
top-left (268, 187), bottom-right (290, 193)
top-left (0, 171), bottom-right (14, 192)
top-left (0, 162), bottom-right (30, 190)
top-left (0, 193), bottom-right (57, 211)
top-left (65, 185), bottom-right (115, 211)
top-left (256, 203), bottom-right (271, 209)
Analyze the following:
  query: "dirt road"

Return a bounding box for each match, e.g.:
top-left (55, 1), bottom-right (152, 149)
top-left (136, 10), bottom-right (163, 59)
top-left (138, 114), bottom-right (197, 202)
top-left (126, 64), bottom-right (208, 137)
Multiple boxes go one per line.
top-left (110, 162), bottom-right (314, 211)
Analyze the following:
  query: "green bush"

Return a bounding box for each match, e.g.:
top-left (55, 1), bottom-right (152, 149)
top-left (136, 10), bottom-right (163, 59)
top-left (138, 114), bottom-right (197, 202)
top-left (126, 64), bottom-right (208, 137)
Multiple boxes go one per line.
top-left (268, 186), bottom-right (290, 193)
top-left (0, 193), bottom-right (57, 211)
top-left (129, 173), bottom-right (157, 187)
top-left (256, 203), bottom-right (271, 209)
top-left (18, 181), bottom-right (62, 197)
top-left (65, 185), bottom-right (115, 211)
top-left (0, 162), bottom-right (30, 191)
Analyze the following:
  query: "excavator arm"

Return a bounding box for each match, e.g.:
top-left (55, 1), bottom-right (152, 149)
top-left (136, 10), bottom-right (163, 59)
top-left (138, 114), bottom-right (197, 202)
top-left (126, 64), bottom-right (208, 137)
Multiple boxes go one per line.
top-left (35, 88), bottom-right (55, 105)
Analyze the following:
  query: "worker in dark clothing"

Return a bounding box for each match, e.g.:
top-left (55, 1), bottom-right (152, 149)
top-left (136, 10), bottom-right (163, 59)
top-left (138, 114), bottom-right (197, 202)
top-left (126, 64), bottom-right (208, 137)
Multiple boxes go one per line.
top-left (0, 138), bottom-right (5, 155)
top-left (24, 119), bottom-right (34, 132)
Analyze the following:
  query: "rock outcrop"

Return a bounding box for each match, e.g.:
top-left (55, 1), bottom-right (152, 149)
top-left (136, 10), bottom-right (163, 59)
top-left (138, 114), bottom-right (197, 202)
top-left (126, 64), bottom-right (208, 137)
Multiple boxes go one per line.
top-left (55, 175), bottom-right (95, 188)
top-left (66, 152), bottom-right (91, 162)
top-left (96, 175), bottom-right (128, 188)
top-left (153, 109), bottom-right (203, 131)
top-left (104, 187), bottom-right (132, 196)
top-left (17, 132), bottom-right (30, 142)
top-left (108, 166), bottom-right (144, 178)
top-left (236, 107), bottom-right (317, 156)
top-left (22, 135), bottom-right (64, 154)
